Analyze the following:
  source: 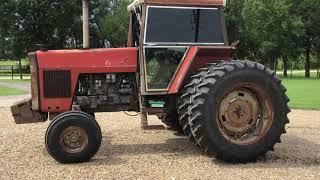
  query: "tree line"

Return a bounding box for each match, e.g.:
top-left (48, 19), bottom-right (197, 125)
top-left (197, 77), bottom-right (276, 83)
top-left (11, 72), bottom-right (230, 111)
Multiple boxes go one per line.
top-left (226, 0), bottom-right (320, 78)
top-left (0, 0), bottom-right (319, 78)
top-left (0, 0), bottom-right (129, 59)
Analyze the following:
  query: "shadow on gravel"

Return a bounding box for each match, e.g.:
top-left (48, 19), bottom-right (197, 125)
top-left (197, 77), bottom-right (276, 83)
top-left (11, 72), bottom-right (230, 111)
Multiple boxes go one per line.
top-left (92, 134), bottom-right (320, 167)
top-left (93, 136), bottom-right (202, 165)
top-left (214, 135), bottom-right (320, 167)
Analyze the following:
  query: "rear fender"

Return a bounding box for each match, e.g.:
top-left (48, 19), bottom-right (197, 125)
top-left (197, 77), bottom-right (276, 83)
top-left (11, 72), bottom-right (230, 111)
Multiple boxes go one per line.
top-left (168, 46), bottom-right (235, 94)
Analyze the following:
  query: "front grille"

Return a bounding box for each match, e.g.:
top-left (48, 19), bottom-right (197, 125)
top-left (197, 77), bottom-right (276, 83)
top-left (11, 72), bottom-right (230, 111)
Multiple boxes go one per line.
top-left (43, 70), bottom-right (71, 98)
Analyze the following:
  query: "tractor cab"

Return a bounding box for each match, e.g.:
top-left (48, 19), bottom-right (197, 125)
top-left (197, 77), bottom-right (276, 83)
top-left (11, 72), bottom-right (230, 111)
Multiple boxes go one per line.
top-left (127, 0), bottom-right (229, 94)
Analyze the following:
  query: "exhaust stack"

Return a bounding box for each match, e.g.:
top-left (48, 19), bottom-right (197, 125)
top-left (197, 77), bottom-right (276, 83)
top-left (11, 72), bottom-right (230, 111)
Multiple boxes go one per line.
top-left (82, 0), bottom-right (89, 48)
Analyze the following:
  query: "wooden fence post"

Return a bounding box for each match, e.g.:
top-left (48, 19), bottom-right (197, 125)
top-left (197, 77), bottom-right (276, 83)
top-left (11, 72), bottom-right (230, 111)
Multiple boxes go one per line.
top-left (19, 58), bottom-right (23, 80)
top-left (317, 49), bottom-right (320, 79)
top-left (11, 66), bottom-right (14, 80)
top-left (290, 61), bottom-right (293, 78)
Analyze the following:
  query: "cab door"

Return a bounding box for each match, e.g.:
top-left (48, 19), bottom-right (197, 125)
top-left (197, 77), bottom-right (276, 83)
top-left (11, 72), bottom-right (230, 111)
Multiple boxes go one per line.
top-left (140, 5), bottom-right (226, 95)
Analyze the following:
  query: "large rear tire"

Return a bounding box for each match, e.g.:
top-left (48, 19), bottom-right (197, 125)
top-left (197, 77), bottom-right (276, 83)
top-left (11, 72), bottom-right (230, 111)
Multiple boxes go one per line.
top-left (83, 109), bottom-right (95, 119)
top-left (160, 112), bottom-right (183, 133)
top-left (45, 111), bottom-right (102, 163)
top-left (178, 64), bottom-right (217, 143)
top-left (186, 60), bottom-right (290, 162)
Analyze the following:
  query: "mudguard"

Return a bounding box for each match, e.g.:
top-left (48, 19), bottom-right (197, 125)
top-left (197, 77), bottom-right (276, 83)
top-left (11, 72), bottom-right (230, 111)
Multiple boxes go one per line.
top-left (168, 46), bottom-right (235, 94)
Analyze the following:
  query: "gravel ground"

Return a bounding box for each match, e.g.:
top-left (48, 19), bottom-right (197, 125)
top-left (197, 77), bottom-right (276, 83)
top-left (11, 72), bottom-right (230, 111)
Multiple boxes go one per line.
top-left (0, 97), bottom-right (320, 179)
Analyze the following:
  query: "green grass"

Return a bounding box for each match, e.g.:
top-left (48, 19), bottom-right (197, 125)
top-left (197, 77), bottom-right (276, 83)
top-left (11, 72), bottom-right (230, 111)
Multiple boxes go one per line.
top-left (0, 79), bottom-right (30, 83)
top-left (0, 59), bottom-right (29, 66)
top-left (0, 86), bottom-right (26, 96)
top-left (277, 69), bottom-right (320, 110)
top-left (282, 78), bottom-right (320, 110)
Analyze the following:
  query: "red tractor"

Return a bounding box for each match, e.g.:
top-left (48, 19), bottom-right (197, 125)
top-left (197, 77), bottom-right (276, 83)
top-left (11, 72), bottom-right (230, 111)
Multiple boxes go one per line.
top-left (11, 0), bottom-right (290, 163)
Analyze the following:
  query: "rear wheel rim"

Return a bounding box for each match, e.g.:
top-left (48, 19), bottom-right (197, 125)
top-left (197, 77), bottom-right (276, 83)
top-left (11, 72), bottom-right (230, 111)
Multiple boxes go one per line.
top-left (59, 126), bottom-right (88, 153)
top-left (217, 83), bottom-right (274, 145)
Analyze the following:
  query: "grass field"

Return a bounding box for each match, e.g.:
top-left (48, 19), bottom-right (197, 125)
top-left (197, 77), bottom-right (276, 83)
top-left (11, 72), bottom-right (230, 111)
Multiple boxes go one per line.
top-left (0, 86), bottom-right (26, 96)
top-left (277, 69), bottom-right (320, 109)
top-left (0, 59), bottom-right (29, 66)
top-left (0, 79), bottom-right (30, 83)
top-left (282, 78), bottom-right (320, 110)
top-left (0, 79), bottom-right (29, 96)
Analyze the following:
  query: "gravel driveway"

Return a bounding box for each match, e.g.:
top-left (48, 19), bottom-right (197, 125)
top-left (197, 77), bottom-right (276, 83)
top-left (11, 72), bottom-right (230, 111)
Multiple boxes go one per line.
top-left (0, 96), bottom-right (319, 179)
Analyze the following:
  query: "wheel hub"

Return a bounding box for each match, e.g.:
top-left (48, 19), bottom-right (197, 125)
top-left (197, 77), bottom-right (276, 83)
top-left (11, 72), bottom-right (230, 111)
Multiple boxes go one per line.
top-left (60, 126), bottom-right (88, 153)
top-left (219, 90), bottom-right (259, 134)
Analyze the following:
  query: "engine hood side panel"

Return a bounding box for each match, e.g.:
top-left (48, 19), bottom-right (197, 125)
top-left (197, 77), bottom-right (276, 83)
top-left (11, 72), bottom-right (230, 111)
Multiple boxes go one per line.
top-left (36, 48), bottom-right (137, 72)
top-left (35, 48), bottom-right (137, 112)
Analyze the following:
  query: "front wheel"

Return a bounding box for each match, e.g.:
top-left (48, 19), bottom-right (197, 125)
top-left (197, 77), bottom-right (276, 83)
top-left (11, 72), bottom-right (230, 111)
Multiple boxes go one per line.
top-left (187, 60), bottom-right (290, 162)
top-left (45, 111), bottom-right (102, 163)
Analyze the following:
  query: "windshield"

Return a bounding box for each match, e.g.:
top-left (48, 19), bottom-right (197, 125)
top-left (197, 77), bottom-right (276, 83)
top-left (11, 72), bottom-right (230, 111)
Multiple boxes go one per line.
top-left (144, 6), bottom-right (225, 45)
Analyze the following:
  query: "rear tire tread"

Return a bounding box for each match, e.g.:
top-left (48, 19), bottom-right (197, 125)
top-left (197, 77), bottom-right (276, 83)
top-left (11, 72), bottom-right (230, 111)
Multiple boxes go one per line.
top-left (188, 60), bottom-right (290, 162)
top-left (178, 63), bottom-right (220, 144)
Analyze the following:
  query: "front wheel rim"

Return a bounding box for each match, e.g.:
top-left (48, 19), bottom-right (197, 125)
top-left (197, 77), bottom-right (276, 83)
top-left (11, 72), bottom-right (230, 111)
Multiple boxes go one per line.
top-left (59, 126), bottom-right (89, 153)
top-left (217, 83), bottom-right (274, 145)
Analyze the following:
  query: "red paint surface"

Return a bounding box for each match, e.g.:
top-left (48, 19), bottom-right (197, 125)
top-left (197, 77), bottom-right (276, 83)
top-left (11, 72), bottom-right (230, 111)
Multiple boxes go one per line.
top-left (36, 48), bottom-right (137, 112)
top-left (168, 47), bottom-right (198, 94)
top-left (168, 46), bottom-right (235, 94)
top-left (36, 46), bottom-right (234, 111)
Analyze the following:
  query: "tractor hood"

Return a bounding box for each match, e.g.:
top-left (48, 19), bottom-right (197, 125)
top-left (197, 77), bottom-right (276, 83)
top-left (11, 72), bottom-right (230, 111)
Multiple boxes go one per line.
top-left (27, 47), bottom-right (137, 112)
top-left (35, 48), bottom-right (137, 73)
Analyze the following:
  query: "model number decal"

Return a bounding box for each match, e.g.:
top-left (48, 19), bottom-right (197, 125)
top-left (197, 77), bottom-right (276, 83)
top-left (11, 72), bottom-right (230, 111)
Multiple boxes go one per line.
top-left (105, 57), bottom-right (129, 66)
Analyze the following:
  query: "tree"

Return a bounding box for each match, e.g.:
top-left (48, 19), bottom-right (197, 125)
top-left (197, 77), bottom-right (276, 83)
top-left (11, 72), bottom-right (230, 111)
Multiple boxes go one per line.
top-left (0, 0), bottom-right (16, 59)
top-left (291, 0), bottom-right (320, 78)
top-left (98, 0), bottom-right (131, 47)
top-left (241, 0), bottom-right (284, 68)
top-left (235, 0), bottom-right (304, 75)
top-left (315, 38), bottom-right (320, 78)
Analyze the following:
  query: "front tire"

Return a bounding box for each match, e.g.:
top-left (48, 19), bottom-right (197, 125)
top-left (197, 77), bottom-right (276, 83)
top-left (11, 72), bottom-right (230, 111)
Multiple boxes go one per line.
top-left (45, 111), bottom-right (102, 163)
top-left (187, 60), bottom-right (290, 162)
top-left (83, 109), bottom-right (95, 119)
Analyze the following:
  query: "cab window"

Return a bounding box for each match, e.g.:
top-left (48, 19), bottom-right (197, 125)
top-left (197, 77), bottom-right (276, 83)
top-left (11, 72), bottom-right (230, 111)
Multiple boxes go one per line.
top-left (145, 6), bottom-right (225, 44)
top-left (144, 47), bottom-right (188, 90)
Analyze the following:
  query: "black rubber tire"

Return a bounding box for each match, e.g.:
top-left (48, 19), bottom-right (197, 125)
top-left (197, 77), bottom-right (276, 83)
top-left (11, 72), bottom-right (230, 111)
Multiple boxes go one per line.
top-left (161, 112), bottom-right (183, 133)
top-left (178, 64), bottom-right (218, 143)
top-left (83, 109), bottom-right (95, 119)
top-left (45, 111), bottom-right (102, 163)
top-left (187, 60), bottom-right (290, 162)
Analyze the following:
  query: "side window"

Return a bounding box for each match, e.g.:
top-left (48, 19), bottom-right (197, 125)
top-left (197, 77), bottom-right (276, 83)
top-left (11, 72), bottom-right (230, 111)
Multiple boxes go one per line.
top-left (145, 7), bottom-right (224, 44)
top-left (145, 47), bottom-right (188, 90)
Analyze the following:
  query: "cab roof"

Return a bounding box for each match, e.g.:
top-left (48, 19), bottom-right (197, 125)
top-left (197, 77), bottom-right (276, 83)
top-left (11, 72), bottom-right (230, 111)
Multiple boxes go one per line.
top-left (128, 0), bottom-right (225, 12)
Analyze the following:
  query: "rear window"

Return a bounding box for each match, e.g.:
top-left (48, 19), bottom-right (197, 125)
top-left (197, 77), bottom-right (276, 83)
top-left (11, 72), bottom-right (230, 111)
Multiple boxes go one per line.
top-left (145, 6), bottom-right (225, 44)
